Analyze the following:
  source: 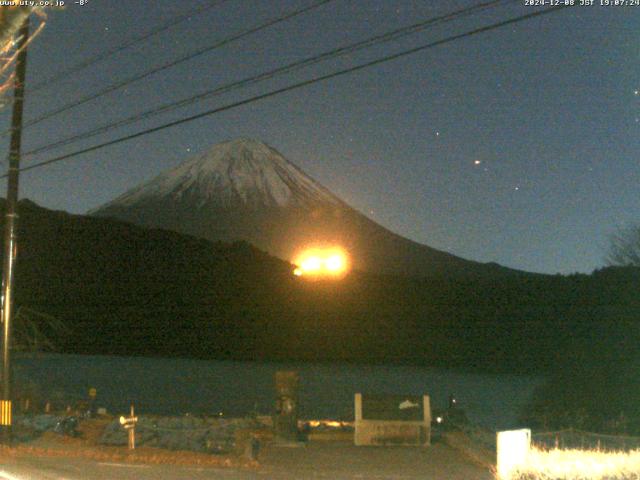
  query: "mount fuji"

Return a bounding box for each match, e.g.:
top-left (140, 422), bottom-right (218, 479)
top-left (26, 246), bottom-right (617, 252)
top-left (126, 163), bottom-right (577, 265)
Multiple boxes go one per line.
top-left (90, 138), bottom-right (511, 277)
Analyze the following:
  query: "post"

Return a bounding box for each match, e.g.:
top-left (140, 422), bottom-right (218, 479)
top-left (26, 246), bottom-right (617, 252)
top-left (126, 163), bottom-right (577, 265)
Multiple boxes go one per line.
top-left (88, 387), bottom-right (97, 417)
top-left (119, 403), bottom-right (138, 449)
top-left (128, 404), bottom-right (135, 450)
top-left (354, 393), bottom-right (362, 422)
top-left (0, 16), bottom-right (29, 443)
top-left (423, 395), bottom-right (432, 446)
top-left (496, 429), bottom-right (531, 480)
top-left (273, 371), bottom-right (299, 444)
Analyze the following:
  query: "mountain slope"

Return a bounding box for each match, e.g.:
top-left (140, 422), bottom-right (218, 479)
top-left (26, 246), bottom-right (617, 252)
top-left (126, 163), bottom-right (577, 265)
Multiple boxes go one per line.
top-left (90, 138), bottom-right (512, 277)
top-left (3, 199), bottom-right (639, 375)
top-left (5, 200), bottom-right (639, 435)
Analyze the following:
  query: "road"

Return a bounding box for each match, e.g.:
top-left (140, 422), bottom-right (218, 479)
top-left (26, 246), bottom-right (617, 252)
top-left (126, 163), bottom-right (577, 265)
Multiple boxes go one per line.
top-left (0, 442), bottom-right (494, 479)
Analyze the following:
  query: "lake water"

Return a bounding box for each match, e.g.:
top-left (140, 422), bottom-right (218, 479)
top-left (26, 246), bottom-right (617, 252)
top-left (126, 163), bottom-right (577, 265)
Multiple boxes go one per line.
top-left (13, 353), bottom-right (543, 431)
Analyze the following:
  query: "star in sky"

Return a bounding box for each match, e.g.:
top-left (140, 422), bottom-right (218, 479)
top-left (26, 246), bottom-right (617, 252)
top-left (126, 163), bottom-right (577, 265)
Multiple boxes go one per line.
top-left (11, 0), bottom-right (639, 275)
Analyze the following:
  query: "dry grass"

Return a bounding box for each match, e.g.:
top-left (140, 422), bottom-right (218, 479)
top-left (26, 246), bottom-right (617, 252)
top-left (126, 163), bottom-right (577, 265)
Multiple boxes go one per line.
top-left (512, 446), bottom-right (640, 480)
top-left (5, 418), bottom-right (255, 470)
top-left (0, 442), bottom-right (251, 468)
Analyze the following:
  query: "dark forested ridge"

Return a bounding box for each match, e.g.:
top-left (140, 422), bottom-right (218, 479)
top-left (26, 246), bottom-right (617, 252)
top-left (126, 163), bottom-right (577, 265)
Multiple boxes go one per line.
top-left (4, 199), bottom-right (639, 376)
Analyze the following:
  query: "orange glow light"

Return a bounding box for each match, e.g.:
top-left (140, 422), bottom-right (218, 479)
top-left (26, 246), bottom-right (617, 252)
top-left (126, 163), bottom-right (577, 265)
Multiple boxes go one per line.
top-left (293, 247), bottom-right (350, 278)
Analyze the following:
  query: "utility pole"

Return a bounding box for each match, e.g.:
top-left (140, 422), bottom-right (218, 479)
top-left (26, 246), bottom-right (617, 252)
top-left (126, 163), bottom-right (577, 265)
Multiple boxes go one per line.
top-left (0, 16), bottom-right (29, 443)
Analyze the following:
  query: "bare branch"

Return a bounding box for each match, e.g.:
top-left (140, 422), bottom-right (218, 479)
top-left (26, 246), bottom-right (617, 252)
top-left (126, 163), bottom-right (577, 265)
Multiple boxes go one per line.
top-left (606, 226), bottom-right (640, 267)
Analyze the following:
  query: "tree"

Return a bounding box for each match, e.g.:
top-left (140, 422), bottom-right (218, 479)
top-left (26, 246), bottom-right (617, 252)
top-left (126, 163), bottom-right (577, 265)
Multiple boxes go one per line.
top-left (606, 225), bottom-right (640, 267)
top-left (13, 306), bottom-right (69, 352)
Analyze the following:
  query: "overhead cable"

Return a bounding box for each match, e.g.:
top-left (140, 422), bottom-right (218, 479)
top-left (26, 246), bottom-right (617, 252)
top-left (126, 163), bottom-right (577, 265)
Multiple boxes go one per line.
top-left (6, 5), bottom-right (571, 178)
top-left (25, 0), bottom-right (512, 157)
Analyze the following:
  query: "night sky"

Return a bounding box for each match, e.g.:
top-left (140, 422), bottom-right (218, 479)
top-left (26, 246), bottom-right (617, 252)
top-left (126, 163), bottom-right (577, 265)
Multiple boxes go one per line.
top-left (0, 0), bottom-right (638, 275)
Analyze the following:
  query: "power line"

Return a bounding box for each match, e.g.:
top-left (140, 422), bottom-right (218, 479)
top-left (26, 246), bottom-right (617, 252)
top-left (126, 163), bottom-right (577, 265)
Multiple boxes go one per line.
top-left (25, 0), bottom-right (513, 158)
top-left (6, 0), bottom-right (335, 135)
top-left (29, 0), bottom-right (233, 93)
top-left (6, 5), bottom-right (571, 178)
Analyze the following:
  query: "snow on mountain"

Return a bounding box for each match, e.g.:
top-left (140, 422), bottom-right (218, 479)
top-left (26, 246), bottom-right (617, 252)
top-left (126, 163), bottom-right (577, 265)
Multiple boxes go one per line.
top-left (98, 138), bottom-right (342, 211)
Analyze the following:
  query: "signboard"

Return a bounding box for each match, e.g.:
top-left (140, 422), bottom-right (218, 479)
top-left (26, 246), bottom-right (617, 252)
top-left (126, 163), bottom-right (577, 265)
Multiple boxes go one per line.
top-left (361, 394), bottom-right (424, 422)
top-left (355, 393), bottom-right (431, 447)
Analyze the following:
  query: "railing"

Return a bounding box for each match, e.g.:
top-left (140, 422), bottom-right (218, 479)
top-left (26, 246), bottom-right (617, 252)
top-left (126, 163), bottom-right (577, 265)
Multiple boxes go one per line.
top-left (532, 428), bottom-right (640, 452)
top-left (497, 428), bottom-right (640, 480)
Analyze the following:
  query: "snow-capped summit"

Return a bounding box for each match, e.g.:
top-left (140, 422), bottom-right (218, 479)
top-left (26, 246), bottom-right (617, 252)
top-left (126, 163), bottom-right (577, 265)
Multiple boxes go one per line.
top-left (91, 138), bottom-right (508, 277)
top-left (98, 138), bottom-right (341, 211)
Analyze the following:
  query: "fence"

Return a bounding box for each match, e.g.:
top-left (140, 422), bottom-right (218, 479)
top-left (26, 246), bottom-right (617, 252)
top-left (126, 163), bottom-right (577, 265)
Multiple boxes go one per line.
top-left (532, 428), bottom-right (640, 452)
top-left (497, 428), bottom-right (640, 480)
